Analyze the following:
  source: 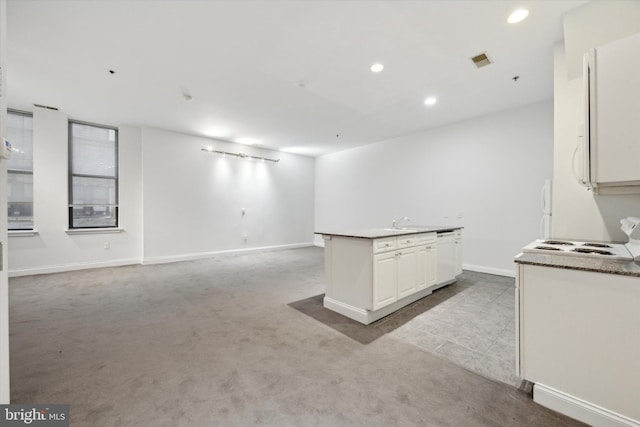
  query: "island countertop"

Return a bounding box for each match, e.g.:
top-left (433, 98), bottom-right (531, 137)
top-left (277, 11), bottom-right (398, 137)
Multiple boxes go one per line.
top-left (315, 226), bottom-right (463, 239)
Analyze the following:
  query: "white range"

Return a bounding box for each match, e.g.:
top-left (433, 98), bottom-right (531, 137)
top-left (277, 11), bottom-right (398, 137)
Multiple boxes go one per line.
top-left (522, 216), bottom-right (640, 261)
top-left (515, 216), bottom-right (640, 426)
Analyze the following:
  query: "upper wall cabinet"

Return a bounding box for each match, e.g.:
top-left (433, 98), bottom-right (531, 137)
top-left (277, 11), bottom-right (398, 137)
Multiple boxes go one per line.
top-left (583, 32), bottom-right (640, 194)
top-left (563, 0), bottom-right (640, 80)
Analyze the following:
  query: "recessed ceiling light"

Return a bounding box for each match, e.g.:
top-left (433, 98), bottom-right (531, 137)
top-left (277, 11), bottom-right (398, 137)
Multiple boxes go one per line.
top-left (507, 9), bottom-right (529, 24)
top-left (370, 63), bottom-right (384, 73)
top-left (424, 97), bottom-right (437, 106)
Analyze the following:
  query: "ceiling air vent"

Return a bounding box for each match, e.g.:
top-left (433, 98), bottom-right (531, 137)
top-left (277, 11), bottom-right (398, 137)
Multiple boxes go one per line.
top-left (471, 52), bottom-right (492, 69)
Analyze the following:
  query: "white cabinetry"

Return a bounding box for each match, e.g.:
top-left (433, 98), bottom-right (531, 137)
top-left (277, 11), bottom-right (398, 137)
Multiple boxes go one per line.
top-left (516, 263), bottom-right (640, 425)
top-left (585, 32), bottom-right (640, 193)
top-left (323, 232), bottom-right (440, 324)
top-left (373, 245), bottom-right (421, 309)
top-left (372, 234), bottom-right (431, 310)
top-left (396, 247), bottom-right (418, 299)
top-left (372, 251), bottom-right (397, 310)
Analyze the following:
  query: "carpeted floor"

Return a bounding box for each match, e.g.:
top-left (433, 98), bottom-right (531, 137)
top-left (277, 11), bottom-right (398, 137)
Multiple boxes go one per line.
top-left (9, 247), bottom-right (585, 426)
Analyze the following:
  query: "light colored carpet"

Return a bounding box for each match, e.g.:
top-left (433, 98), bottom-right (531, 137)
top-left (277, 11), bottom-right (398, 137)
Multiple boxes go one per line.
top-left (9, 247), bottom-right (585, 426)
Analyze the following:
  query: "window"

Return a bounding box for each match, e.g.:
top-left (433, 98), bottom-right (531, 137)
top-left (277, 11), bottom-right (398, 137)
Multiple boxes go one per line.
top-left (7, 111), bottom-right (34, 230)
top-left (68, 121), bottom-right (118, 229)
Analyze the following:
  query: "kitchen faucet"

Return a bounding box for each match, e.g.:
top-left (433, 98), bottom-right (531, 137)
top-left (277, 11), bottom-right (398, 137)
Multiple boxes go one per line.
top-left (392, 216), bottom-right (410, 229)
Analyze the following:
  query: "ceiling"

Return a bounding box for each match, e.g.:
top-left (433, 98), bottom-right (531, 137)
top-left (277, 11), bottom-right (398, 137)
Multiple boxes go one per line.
top-left (6, 0), bottom-right (586, 156)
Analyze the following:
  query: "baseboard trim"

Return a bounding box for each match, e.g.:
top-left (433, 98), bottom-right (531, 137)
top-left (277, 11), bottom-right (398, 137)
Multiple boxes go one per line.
top-left (533, 383), bottom-right (640, 427)
top-left (463, 263), bottom-right (515, 278)
top-left (142, 242), bottom-right (315, 265)
top-left (324, 286), bottom-right (435, 325)
top-left (8, 242), bottom-right (316, 277)
top-left (323, 298), bottom-right (370, 324)
top-left (8, 258), bottom-right (142, 277)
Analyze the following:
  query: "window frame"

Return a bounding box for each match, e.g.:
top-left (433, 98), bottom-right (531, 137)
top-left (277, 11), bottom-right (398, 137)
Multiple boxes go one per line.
top-left (68, 120), bottom-right (119, 230)
top-left (7, 109), bottom-right (34, 231)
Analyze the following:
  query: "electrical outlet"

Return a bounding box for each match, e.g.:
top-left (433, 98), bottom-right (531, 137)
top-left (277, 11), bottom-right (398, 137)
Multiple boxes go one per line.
top-left (103, 242), bottom-right (110, 250)
top-left (457, 212), bottom-right (463, 219)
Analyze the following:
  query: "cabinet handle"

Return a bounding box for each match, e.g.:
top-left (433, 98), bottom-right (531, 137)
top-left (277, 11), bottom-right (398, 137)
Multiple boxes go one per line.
top-left (384, 243), bottom-right (390, 247)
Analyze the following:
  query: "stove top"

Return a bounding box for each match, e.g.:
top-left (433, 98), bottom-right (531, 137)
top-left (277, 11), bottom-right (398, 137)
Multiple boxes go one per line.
top-left (522, 239), bottom-right (634, 260)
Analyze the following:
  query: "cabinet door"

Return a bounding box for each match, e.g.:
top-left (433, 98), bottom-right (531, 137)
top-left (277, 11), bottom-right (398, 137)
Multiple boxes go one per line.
top-left (592, 33), bottom-right (640, 184)
top-left (396, 247), bottom-right (417, 298)
top-left (373, 251), bottom-right (397, 310)
top-left (416, 244), bottom-right (437, 290)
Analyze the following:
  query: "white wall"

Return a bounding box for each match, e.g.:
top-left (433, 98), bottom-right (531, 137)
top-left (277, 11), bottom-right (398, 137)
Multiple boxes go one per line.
top-left (7, 108), bottom-right (143, 276)
top-left (7, 115), bottom-right (315, 272)
top-left (0, 0), bottom-right (9, 404)
top-left (552, 3), bottom-right (640, 242)
top-left (140, 127), bottom-right (315, 263)
top-left (316, 101), bottom-right (554, 276)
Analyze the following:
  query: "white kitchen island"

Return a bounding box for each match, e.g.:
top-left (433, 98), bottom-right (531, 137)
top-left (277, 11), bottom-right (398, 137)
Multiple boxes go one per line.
top-left (317, 227), bottom-right (462, 325)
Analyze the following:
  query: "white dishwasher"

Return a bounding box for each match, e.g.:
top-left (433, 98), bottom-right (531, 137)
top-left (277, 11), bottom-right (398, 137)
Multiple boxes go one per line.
top-left (436, 232), bottom-right (456, 286)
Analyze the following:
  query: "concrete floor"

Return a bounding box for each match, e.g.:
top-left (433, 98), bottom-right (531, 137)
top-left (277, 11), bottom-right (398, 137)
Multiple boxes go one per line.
top-left (9, 247), bottom-right (585, 426)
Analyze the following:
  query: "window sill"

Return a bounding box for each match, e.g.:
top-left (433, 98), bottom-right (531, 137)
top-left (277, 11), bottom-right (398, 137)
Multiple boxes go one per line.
top-left (8, 230), bottom-right (39, 237)
top-left (66, 228), bottom-right (125, 235)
